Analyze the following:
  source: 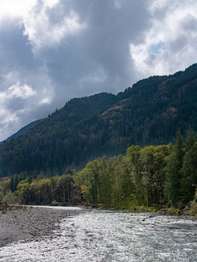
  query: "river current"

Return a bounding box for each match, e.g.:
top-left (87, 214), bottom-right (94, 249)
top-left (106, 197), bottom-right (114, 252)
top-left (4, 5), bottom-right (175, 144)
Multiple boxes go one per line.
top-left (0, 208), bottom-right (197, 262)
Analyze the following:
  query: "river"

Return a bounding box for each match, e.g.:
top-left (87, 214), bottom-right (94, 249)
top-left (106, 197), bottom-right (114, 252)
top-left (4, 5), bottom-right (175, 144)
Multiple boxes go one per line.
top-left (0, 207), bottom-right (197, 262)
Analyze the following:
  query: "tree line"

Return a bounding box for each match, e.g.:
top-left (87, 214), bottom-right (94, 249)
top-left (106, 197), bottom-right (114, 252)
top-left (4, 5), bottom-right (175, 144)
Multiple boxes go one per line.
top-left (0, 174), bottom-right (81, 206)
top-left (0, 131), bottom-right (197, 214)
top-left (76, 131), bottom-right (197, 211)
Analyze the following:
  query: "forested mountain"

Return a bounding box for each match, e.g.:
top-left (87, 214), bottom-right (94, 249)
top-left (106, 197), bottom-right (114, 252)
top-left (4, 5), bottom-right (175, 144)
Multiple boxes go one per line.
top-left (1, 64), bottom-right (197, 177)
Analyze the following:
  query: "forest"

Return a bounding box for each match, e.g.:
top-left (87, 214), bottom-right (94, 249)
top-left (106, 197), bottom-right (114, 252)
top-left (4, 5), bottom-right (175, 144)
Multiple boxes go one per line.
top-left (1, 64), bottom-right (197, 177)
top-left (0, 131), bottom-right (197, 215)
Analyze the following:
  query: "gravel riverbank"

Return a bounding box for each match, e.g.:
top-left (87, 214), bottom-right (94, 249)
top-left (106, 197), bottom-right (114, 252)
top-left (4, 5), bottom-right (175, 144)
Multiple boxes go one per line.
top-left (0, 206), bottom-right (82, 247)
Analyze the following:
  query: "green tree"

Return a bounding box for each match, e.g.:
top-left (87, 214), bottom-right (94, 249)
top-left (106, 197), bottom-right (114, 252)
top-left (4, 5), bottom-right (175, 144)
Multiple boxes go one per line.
top-left (181, 142), bottom-right (197, 203)
top-left (140, 145), bottom-right (169, 207)
top-left (127, 146), bottom-right (144, 205)
top-left (54, 175), bottom-right (74, 203)
top-left (165, 132), bottom-right (184, 207)
top-left (17, 180), bottom-right (31, 204)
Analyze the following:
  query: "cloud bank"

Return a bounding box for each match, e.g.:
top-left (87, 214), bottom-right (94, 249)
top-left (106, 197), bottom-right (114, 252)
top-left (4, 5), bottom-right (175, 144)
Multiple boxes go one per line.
top-left (0, 0), bottom-right (197, 140)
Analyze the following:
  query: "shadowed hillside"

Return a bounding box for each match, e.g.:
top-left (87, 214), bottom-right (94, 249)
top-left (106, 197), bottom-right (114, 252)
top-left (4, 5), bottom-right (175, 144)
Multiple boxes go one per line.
top-left (1, 64), bottom-right (197, 177)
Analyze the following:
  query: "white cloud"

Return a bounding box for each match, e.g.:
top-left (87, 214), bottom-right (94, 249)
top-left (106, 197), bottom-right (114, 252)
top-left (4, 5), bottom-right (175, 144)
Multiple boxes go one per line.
top-left (8, 83), bottom-right (36, 98)
top-left (0, 83), bottom-right (36, 101)
top-left (150, 0), bottom-right (169, 11)
top-left (0, 0), bottom-right (60, 21)
top-left (44, 0), bottom-right (60, 9)
top-left (0, 83), bottom-right (35, 140)
top-left (130, 0), bottom-right (197, 78)
top-left (39, 97), bottom-right (52, 105)
top-left (0, 0), bottom-right (36, 22)
top-left (24, 9), bottom-right (86, 50)
top-left (0, 77), bottom-right (53, 140)
top-left (0, 0), bottom-right (86, 50)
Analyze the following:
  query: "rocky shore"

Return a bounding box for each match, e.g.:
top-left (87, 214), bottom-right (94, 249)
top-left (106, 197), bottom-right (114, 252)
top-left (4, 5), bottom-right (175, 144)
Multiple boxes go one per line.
top-left (0, 206), bottom-right (81, 247)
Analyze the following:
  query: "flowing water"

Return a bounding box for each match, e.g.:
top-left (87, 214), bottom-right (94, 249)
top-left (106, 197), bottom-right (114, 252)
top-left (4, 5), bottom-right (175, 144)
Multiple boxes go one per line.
top-left (0, 208), bottom-right (197, 262)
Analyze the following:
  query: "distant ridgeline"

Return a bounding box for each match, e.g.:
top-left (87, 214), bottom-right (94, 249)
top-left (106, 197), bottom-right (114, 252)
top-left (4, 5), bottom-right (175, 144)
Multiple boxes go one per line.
top-left (1, 64), bottom-right (197, 177)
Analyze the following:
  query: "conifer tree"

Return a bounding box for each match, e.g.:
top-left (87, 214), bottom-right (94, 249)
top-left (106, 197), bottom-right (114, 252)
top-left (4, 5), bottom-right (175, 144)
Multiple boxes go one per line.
top-left (181, 142), bottom-right (197, 203)
top-left (165, 132), bottom-right (184, 207)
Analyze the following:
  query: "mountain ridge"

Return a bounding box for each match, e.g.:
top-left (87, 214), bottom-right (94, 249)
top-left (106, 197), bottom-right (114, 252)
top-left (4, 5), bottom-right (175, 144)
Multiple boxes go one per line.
top-left (1, 63), bottom-right (197, 177)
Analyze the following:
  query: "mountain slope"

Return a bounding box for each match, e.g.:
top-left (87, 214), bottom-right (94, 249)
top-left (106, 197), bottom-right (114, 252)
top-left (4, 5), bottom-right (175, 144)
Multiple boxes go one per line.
top-left (1, 64), bottom-right (197, 177)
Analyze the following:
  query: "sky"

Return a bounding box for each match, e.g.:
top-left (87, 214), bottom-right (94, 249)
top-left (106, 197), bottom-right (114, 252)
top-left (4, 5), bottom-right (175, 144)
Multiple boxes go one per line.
top-left (0, 0), bottom-right (197, 141)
